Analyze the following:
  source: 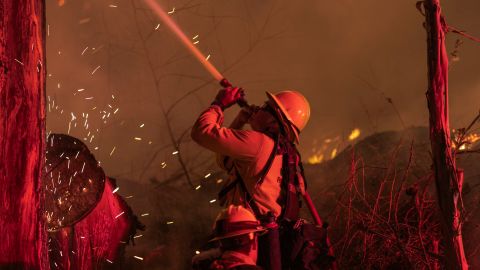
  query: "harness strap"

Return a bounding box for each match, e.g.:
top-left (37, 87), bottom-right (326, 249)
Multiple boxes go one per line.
top-left (218, 135), bottom-right (279, 207)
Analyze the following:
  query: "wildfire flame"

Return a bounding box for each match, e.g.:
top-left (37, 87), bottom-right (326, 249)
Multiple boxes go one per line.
top-left (348, 128), bottom-right (361, 141)
top-left (452, 130), bottom-right (480, 151)
top-left (308, 128), bottom-right (361, 165)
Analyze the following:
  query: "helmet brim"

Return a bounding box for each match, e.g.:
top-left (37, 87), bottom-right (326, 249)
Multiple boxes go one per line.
top-left (266, 91), bottom-right (300, 144)
top-left (209, 227), bottom-right (266, 242)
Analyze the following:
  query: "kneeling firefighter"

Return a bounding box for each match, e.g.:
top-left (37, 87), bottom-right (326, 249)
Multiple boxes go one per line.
top-left (192, 85), bottom-right (335, 270)
top-left (192, 205), bottom-right (266, 270)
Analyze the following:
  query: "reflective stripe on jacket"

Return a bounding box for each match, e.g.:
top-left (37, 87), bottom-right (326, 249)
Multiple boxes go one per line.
top-left (191, 105), bottom-right (284, 217)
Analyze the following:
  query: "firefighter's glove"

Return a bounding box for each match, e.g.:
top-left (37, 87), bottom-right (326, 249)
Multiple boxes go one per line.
top-left (211, 87), bottom-right (244, 110)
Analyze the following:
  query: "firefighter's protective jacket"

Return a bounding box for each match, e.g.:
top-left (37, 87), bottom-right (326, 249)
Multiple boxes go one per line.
top-left (191, 105), bottom-right (284, 217)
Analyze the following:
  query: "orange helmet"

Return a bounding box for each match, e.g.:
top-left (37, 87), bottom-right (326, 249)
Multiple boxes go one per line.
top-left (266, 91), bottom-right (310, 143)
top-left (210, 205), bottom-right (265, 242)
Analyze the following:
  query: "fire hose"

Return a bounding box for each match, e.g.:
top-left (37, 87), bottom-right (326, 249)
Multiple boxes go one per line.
top-left (142, 0), bottom-right (247, 107)
top-left (142, 0), bottom-right (336, 268)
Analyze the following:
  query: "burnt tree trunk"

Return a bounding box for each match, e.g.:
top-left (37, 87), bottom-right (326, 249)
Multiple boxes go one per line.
top-left (0, 1), bottom-right (48, 269)
top-left (423, 0), bottom-right (468, 269)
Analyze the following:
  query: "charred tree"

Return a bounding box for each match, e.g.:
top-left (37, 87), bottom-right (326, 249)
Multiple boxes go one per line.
top-left (0, 1), bottom-right (48, 269)
top-left (423, 0), bottom-right (468, 269)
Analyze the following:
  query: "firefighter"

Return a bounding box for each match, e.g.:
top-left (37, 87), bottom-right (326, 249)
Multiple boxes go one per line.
top-left (192, 205), bottom-right (266, 270)
top-left (191, 86), bottom-right (311, 269)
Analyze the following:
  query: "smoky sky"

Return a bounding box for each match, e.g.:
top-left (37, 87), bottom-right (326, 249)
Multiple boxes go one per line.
top-left (46, 0), bottom-right (480, 184)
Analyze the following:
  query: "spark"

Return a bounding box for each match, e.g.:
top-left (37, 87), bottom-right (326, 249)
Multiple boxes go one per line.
top-left (110, 146), bottom-right (116, 156)
top-left (205, 54), bottom-right (211, 61)
top-left (195, 185), bottom-right (201, 190)
top-left (109, 4), bottom-right (118, 8)
top-left (77, 88), bottom-right (85, 92)
top-left (155, 23), bottom-right (161, 30)
top-left (14, 59), bottom-right (24, 65)
top-left (167, 7), bottom-right (175, 14)
top-left (112, 187), bottom-right (119, 193)
top-left (216, 179), bottom-right (223, 184)
top-left (204, 173), bottom-right (211, 178)
top-left (172, 151), bottom-right (179, 155)
top-left (91, 65), bottom-right (101, 75)
top-left (57, 83), bottom-right (61, 88)
top-left (133, 256), bottom-right (144, 261)
top-left (67, 122), bottom-right (72, 134)
top-left (192, 34), bottom-right (199, 40)
top-left (133, 234), bottom-right (143, 238)
top-left (166, 221), bottom-right (174, 225)
top-left (141, 213), bottom-right (149, 217)
top-left (81, 47), bottom-right (89, 55)
top-left (79, 18), bottom-right (91, 24)
top-left (115, 211), bottom-right (125, 219)
top-left (195, 250), bottom-right (200, 255)
top-left (85, 97), bottom-right (94, 100)
top-left (114, 108), bottom-right (119, 114)
top-left (47, 25), bottom-right (50, 36)
top-left (193, 40), bottom-right (199, 45)
top-left (139, 123), bottom-right (145, 128)
top-left (134, 137), bottom-right (142, 141)
top-left (106, 259), bottom-right (114, 264)
top-left (81, 162), bottom-right (86, 173)
top-left (125, 195), bottom-right (134, 199)
top-left (209, 199), bottom-right (217, 204)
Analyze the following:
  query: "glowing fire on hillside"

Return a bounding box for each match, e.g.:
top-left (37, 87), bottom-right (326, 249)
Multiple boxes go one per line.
top-left (452, 129), bottom-right (480, 151)
top-left (308, 128), bottom-right (361, 165)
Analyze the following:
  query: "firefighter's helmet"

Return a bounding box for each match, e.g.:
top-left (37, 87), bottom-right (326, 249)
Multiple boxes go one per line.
top-left (210, 205), bottom-right (265, 242)
top-left (266, 90), bottom-right (310, 143)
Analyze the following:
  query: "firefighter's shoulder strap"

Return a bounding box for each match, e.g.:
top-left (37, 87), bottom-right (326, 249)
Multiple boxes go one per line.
top-left (218, 135), bottom-right (279, 203)
top-left (217, 134), bottom-right (306, 221)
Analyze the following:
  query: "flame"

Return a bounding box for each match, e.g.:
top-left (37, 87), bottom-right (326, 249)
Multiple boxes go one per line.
top-left (452, 131), bottom-right (480, 150)
top-left (348, 128), bottom-right (361, 141)
top-left (308, 154), bottom-right (324, 165)
top-left (465, 133), bottom-right (480, 144)
top-left (330, 148), bottom-right (337, 159)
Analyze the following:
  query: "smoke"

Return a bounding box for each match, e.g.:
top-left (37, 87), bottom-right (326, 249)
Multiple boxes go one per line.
top-left (44, 1), bottom-right (480, 267)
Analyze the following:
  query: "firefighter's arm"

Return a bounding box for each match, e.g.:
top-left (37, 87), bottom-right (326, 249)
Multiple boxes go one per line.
top-left (215, 107), bottom-right (257, 168)
top-left (191, 105), bottom-right (264, 160)
top-left (228, 106), bottom-right (256, 130)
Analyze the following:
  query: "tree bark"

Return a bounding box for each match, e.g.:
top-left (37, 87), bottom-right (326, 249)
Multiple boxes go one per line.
top-left (423, 0), bottom-right (468, 269)
top-left (0, 1), bottom-right (48, 269)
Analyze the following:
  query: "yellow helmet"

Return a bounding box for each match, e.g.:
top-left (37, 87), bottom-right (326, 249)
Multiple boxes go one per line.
top-left (210, 205), bottom-right (265, 242)
top-left (266, 90), bottom-right (310, 143)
